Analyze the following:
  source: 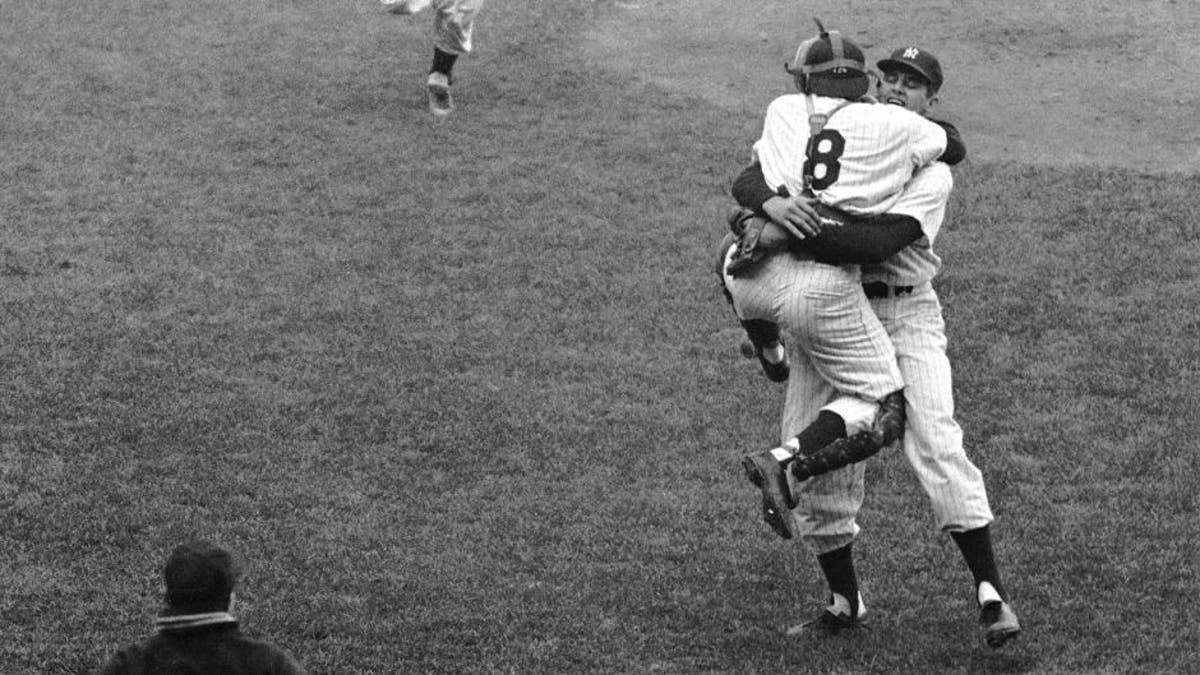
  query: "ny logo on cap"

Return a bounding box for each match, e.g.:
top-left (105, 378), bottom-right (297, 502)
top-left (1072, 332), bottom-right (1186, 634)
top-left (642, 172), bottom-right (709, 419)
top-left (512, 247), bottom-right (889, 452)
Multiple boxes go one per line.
top-left (903, 47), bottom-right (920, 59)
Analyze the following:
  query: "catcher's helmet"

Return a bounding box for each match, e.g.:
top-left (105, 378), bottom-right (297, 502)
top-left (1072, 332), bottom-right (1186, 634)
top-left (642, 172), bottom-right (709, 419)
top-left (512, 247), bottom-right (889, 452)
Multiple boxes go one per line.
top-left (785, 19), bottom-right (869, 100)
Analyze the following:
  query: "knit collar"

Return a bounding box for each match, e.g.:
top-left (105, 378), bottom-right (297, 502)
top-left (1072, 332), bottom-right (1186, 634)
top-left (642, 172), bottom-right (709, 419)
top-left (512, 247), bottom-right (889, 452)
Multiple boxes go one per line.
top-left (155, 611), bottom-right (238, 633)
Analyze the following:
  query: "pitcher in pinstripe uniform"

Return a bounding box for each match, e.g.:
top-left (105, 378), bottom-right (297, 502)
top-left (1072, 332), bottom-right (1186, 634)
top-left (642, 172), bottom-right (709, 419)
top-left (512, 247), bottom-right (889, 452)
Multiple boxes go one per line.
top-left (730, 45), bottom-right (1021, 649)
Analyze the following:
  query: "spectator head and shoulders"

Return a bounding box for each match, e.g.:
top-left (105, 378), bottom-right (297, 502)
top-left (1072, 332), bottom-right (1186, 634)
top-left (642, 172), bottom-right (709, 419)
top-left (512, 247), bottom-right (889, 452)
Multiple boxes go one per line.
top-left (98, 540), bottom-right (306, 675)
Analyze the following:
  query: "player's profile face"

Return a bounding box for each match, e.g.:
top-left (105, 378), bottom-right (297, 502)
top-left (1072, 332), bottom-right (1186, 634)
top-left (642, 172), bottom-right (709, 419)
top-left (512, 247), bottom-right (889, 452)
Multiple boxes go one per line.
top-left (877, 68), bottom-right (936, 114)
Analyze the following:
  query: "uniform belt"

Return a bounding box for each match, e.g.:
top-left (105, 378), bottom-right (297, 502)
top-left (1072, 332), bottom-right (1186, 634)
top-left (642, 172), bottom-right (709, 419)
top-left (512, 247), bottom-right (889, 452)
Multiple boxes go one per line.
top-left (863, 281), bottom-right (914, 299)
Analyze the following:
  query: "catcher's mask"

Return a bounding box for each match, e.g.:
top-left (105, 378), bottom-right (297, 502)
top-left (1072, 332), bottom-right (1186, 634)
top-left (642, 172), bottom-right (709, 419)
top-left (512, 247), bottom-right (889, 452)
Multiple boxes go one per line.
top-left (785, 19), bottom-right (869, 100)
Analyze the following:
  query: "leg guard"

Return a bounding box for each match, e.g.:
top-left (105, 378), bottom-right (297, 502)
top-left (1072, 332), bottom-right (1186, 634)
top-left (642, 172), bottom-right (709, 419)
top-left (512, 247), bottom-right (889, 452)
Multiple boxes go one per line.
top-left (790, 431), bottom-right (884, 482)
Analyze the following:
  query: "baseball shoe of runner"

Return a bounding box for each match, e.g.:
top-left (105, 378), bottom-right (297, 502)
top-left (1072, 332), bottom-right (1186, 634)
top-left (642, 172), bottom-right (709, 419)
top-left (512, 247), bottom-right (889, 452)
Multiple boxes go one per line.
top-left (426, 72), bottom-right (453, 116)
top-left (786, 592), bottom-right (866, 636)
top-left (742, 448), bottom-right (796, 539)
top-left (380, 0), bottom-right (429, 15)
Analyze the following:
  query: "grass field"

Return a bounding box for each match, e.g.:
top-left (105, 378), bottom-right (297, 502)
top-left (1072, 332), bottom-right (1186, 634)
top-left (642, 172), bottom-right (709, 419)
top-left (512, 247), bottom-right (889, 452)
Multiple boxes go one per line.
top-left (3, 1), bottom-right (1198, 673)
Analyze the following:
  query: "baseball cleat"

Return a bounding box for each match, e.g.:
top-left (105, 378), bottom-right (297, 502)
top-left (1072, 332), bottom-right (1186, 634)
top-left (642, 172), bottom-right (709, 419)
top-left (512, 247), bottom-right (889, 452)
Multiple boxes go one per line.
top-left (786, 592), bottom-right (866, 636)
top-left (758, 495), bottom-right (793, 540)
top-left (980, 600), bottom-right (1021, 649)
top-left (742, 449), bottom-right (796, 539)
top-left (426, 72), bottom-right (453, 116)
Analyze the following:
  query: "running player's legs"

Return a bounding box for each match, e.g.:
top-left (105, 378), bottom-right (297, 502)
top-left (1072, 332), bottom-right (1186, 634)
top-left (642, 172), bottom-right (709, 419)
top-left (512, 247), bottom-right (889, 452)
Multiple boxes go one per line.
top-left (873, 289), bottom-right (993, 530)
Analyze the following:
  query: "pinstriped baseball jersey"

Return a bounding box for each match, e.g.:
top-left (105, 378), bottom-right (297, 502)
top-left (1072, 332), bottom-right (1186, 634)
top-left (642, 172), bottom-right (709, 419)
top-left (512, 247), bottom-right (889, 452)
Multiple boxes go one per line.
top-left (752, 95), bottom-right (948, 216)
top-left (861, 162), bottom-right (952, 286)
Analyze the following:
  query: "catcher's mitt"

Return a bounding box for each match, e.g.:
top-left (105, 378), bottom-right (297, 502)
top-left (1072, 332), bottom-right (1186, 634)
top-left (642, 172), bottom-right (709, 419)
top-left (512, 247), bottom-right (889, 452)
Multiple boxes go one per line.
top-left (724, 206), bottom-right (771, 277)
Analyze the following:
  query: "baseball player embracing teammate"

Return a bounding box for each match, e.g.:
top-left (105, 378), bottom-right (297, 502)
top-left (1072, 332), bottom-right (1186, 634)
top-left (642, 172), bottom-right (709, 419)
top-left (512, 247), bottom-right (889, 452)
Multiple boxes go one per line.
top-left (722, 23), bottom-right (1021, 649)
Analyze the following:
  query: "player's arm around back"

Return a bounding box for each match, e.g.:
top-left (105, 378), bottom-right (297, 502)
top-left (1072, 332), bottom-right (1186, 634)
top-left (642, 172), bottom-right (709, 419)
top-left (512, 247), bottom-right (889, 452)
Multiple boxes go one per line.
top-left (933, 119), bottom-right (966, 166)
top-left (731, 162), bottom-right (923, 265)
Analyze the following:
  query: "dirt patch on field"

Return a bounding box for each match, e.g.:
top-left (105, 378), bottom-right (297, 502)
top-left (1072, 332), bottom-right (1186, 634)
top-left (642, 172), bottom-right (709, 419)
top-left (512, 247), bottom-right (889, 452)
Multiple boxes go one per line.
top-left (582, 0), bottom-right (1200, 174)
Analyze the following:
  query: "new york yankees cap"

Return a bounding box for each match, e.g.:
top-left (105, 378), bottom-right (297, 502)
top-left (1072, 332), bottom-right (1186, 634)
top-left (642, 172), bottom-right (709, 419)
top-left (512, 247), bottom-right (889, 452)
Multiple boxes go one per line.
top-left (877, 46), bottom-right (944, 92)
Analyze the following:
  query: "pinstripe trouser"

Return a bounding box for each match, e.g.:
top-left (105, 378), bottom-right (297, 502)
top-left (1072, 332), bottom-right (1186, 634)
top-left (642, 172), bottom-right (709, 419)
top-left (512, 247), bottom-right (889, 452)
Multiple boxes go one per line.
top-left (774, 284), bottom-right (995, 554)
top-left (723, 251), bottom-right (905, 554)
top-left (723, 252), bottom-right (903, 405)
top-left (869, 285), bottom-right (994, 532)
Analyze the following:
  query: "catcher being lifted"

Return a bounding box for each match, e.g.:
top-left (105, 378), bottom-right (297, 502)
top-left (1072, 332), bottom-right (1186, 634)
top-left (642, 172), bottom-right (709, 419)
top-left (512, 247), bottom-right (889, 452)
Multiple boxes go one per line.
top-left (719, 204), bottom-right (911, 537)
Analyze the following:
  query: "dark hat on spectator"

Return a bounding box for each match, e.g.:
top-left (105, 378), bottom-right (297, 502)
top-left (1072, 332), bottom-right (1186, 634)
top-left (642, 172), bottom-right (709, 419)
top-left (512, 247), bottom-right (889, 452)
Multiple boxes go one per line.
top-left (161, 541), bottom-right (242, 616)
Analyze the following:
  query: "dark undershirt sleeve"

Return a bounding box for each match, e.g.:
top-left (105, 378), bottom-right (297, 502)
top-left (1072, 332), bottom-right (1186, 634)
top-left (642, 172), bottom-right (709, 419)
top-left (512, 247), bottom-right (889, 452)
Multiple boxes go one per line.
top-left (731, 162), bottom-right (923, 264)
top-left (797, 214), bottom-right (924, 265)
top-left (933, 119), bottom-right (966, 165)
top-left (731, 162), bottom-right (780, 216)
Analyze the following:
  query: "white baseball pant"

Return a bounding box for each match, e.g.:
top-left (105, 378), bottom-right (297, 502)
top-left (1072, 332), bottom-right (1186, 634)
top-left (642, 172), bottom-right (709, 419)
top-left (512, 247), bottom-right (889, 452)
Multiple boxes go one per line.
top-left (390, 0), bottom-right (484, 55)
top-left (723, 253), bottom-right (902, 405)
top-left (869, 286), bottom-right (994, 531)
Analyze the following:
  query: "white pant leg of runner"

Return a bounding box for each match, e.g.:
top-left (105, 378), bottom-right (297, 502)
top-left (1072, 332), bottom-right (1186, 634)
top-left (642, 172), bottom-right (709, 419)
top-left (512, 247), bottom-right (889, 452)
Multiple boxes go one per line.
top-left (431, 0), bottom-right (485, 55)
